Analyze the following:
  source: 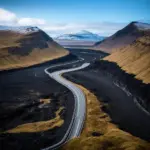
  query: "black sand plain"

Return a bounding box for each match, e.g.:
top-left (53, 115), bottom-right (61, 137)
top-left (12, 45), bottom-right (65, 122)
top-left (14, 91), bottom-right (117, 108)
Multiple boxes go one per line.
top-left (0, 50), bottom-right (105, 150)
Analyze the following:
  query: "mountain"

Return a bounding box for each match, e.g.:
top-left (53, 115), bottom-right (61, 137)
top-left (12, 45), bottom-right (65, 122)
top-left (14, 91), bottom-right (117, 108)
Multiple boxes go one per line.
top-left (55, 30), bottom-right (105, 41)
top-left (103, 35), bottom-right (150, 83)
top-left (94, 22), bottom-right (150, 53)
top-left (0, 25), bottom-right (68, 71)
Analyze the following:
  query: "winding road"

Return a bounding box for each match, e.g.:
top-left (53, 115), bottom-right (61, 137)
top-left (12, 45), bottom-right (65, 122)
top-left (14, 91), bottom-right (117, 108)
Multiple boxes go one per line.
top-left (44, 62), bottom-right (90, 150)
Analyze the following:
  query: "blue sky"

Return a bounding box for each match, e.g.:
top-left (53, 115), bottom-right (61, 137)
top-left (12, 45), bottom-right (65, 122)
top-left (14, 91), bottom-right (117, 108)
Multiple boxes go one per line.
top-left (0, 0), bottom-right (150, 36)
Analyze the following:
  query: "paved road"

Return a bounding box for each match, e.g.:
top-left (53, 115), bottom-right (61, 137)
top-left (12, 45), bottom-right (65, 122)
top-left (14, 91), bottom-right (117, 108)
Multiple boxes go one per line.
top-left (44, 62), bottom-right (90, 150)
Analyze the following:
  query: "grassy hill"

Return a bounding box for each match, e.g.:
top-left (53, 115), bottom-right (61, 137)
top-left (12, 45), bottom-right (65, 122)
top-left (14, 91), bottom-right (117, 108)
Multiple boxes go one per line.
top-left (0, 27), bottom-right (68, 71)
top-left (103, 36), bottom-right (150, 84)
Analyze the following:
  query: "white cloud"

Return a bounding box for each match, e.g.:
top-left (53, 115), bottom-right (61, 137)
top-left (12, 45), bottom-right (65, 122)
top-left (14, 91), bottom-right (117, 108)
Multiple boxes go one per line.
top-left (0, 8), bottom-right (18, 24)
top-left (42, 23), bottom-right (87, 34)
top-left (43, 22), bottom-right (127, 37)
top-left (0, 8), bottom-right (127, 37)
top-left (0, 8), bottom-right (46, 27)
top-left (18, 18), bottom-right (46, 26)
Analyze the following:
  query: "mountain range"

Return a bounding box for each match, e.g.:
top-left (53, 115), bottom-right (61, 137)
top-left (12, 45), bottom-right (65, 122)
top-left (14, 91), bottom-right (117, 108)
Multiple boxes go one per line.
top-left (55, 30), bottom-right (105, 41)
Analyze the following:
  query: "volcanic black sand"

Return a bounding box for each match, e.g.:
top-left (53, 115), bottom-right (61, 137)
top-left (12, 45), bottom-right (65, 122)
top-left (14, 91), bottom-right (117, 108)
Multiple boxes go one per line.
top-left (1, 47), bottom-right (149, 149)
top-left (0, 54), bottom-right (77, 150)
top-left (63, 58), bottom-right (150, 142)
top-left (0, 49), bottom-right (105, 150)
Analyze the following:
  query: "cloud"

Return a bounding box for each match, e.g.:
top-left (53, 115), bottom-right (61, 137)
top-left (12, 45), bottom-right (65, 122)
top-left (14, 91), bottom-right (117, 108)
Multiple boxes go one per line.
top-left (42, 23), bottom-right (87, 35)
top-left (18, 18), bottom-right (46, 26)
top-left (43, 22), bottom-right (127, 37)
top-left (0, 8), bottom-right (127, 37)
top-left (0, 8), bottom-right (46, 26)
top-left (0, 8), bottom-right (18, 25)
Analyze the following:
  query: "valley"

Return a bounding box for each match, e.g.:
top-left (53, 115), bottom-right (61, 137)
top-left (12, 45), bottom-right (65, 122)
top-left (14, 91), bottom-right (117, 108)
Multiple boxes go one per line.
top-left (0, 21), bottom-right (150, 150)
top-left (63, 59), bottom-right (150, 141)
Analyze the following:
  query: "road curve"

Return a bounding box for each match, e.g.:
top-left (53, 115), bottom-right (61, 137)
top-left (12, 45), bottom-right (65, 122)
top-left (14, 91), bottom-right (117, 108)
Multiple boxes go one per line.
top-left (43, 62), bottom-right (90, 150)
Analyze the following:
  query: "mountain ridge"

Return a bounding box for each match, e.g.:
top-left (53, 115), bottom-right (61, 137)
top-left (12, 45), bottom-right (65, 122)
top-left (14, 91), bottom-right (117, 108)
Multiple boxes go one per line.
top-left (94, 21), bottom-right (150, 53)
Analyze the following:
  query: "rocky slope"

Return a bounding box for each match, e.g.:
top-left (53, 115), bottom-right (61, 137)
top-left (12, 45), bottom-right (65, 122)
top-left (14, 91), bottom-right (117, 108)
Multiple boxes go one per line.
top-left (94, 22), bottom-right (150, 53)
top-left (0, 26), bottom-right (68, 71)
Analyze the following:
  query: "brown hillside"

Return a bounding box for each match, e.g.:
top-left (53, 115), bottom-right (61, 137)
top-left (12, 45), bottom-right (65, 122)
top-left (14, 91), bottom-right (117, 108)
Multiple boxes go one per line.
top-left (94, 22), bottom-right (150, 53)
top-left (63, 85), bottom-right (150, 150)
top-left (0, 29), bottom-right (68, 71)
top-left (103, 36), bottom-right (150, 84)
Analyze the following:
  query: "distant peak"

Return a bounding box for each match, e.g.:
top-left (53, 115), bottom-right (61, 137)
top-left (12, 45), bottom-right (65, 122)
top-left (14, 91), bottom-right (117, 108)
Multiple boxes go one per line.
top-left (77, 30), bottom-right (93, 35)
top-left (55, 30), bottom-right (105, 41)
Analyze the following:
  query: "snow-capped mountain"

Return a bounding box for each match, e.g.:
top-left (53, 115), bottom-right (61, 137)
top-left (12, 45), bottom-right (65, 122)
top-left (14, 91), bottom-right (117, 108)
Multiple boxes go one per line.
top-left (56, 30), bottom-right (105, 41)
top-left (0, 25), bottom-right (40, 34)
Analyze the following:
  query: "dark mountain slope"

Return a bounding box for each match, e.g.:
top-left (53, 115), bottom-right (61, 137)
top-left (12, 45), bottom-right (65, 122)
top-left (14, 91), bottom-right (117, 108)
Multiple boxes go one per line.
top-left (94, 22), bottom-right (150, 53)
